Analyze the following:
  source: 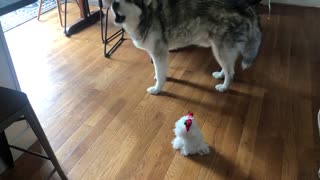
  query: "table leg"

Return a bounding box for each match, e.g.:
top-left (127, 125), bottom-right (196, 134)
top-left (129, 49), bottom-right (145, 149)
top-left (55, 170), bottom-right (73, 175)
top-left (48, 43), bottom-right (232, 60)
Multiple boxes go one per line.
top-left (64, 0), bottom-right (103, 36)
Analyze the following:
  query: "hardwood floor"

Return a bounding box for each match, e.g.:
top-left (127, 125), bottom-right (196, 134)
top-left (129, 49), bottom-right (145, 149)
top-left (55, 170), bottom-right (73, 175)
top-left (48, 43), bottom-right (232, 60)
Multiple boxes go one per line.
top-left (1, 3), bottom-right (320, 180)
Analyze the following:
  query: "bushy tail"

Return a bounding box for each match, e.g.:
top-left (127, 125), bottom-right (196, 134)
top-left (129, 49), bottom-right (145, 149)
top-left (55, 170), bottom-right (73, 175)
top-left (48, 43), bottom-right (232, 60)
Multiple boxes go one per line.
top-left (241, 27), bottom-right (262, 70)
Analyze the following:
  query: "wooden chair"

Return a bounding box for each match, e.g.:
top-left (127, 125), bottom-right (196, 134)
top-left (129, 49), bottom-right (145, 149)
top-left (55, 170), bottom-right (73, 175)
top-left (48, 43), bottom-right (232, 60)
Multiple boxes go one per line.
top-left (37, 0), bottom-right (64, 27)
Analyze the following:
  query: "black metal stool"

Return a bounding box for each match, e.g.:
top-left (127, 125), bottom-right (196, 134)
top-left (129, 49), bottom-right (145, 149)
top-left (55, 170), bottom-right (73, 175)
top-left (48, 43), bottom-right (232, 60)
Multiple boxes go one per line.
top-left (0, 86), bottom-right (67, 180)
top-left (98, 0), bottom-right (125, 58)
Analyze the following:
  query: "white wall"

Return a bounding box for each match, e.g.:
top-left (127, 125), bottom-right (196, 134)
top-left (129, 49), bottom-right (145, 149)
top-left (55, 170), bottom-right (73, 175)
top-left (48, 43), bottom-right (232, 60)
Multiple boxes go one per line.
top-left (0, 22), bottom-right (36, 173)
top-left (262, 0), bottom-right (320, 7)
top-left (0, 27), bottom-right (20, 90)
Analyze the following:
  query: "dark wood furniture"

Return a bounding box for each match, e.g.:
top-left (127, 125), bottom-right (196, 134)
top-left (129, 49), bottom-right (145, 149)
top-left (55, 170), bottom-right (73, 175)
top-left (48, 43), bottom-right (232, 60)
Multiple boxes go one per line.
top-left (0, 87), bottom-right (67, 179)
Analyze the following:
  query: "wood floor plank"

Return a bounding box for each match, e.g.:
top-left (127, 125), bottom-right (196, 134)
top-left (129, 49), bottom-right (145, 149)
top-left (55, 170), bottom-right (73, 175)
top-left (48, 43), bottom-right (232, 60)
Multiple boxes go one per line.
top-left (67, 60), bottom-right (154, 179)
top-left (81, 49), bottom-right (205, 180)
top-left (231, 86), bottom-right (265, 179)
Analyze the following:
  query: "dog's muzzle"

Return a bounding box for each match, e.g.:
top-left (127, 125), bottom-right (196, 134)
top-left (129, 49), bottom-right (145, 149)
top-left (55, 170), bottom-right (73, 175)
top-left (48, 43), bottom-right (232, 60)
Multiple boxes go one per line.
top-left (112, 2), bottom-right (126, 23)
top-left (115, 13), bottom-right (126, 23)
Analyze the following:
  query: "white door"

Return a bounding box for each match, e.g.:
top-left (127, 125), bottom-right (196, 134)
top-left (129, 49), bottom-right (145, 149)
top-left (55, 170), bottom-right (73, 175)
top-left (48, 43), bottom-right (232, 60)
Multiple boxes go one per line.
top-left (0, 22), bottom-right (36, 173)
top-left (0, 23), bottom-right (20, 91)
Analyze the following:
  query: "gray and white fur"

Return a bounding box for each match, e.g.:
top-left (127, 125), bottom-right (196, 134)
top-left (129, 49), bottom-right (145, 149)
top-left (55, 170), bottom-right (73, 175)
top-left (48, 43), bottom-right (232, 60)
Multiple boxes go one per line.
top-left (106, 0), bottom-right (262, 94)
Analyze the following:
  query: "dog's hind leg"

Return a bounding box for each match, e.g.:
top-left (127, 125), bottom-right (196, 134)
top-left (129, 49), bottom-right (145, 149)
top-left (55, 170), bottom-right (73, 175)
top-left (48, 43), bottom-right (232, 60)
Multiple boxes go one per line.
top-left (211, 42), bottom-right (239, 92)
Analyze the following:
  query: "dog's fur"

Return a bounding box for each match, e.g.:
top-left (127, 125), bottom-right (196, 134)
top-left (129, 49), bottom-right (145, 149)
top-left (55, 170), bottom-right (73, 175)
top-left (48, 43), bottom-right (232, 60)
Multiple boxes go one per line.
top-left (171, 114), bottom-right (210, 156)
top-left (106, 0), bottom-right (262, 94)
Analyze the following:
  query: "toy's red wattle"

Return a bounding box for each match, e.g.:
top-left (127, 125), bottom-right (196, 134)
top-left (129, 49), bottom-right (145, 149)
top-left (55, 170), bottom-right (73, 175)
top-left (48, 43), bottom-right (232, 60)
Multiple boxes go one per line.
top-left (184, 119), bottom-right (192, 132)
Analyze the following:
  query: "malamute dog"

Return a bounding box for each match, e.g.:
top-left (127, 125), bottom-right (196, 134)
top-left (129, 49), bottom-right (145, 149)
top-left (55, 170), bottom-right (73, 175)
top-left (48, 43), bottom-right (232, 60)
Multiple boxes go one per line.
top-left (105, 0), bottom-right (262, 94)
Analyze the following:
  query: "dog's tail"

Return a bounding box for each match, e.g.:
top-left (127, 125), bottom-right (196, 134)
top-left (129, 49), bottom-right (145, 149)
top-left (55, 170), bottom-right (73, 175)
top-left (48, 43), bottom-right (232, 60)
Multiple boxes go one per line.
top-left (241, 38), bottom-right (261, 69)
top-left (241, 20), bottom-right (262, 70)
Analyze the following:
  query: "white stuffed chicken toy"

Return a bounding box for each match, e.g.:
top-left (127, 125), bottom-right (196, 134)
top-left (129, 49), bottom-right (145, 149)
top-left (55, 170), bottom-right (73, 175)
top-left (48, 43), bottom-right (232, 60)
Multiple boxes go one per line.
top-left (172, 112), bottom-right (210, 156)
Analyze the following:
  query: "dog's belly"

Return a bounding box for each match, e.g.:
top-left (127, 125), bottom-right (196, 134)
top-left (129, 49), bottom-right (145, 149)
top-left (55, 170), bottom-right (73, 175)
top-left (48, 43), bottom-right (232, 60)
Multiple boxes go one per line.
top-left (168, 36), bottom-right (211, 50)
top-left (132, 40), bottom-right (145, 50)
top-left (130, 26), bottom-right (212, 52)
top-left (168, 32), bottom-right (211, 49)
top-left (132, 35), bottom-right (211, 52)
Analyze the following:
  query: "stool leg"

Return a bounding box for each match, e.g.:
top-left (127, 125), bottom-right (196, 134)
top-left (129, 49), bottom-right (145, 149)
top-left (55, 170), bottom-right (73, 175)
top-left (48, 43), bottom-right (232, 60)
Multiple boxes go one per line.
top-left (24, 104), bottom-right (68, 180)
top-left (0, 132), bottom-right (14, 168)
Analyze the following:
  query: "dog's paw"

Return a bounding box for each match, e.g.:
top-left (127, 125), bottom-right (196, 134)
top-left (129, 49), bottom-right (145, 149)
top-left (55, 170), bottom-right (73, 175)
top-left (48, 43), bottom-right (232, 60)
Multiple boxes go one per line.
top-left (212, 71), bottom-right (224, 79)
top-left (147, 86), bottom-right (161, 94)
top-left (215, 84), bottom-right (227, 92)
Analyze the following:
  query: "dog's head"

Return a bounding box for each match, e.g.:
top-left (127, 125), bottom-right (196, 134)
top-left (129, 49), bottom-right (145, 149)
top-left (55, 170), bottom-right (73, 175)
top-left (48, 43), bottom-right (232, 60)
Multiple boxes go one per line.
top-left (105, 0), bottom-right (153, 25)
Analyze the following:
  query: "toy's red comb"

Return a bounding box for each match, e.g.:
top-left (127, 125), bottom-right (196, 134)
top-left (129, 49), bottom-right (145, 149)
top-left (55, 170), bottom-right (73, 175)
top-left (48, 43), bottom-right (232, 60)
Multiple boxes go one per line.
top-left (187, 112), bottom-right (193, 117)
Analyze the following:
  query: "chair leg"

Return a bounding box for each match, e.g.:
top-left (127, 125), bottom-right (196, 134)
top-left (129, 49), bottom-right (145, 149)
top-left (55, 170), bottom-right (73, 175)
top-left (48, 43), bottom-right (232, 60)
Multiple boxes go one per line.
top-left (38, 0), bottom-right (63, 26)
top-left (0, 132), bottom-right (14, 168)
top-left (99, 0), bottom-right (104, 43)
top-left (37, 0), bottom-right (43, 20)
top-left (55, 0), bottom-right (64, 27)
top-left (64, 0), bottom-right (68, 35)
top-left (24, 104), bottom-right (68, 180)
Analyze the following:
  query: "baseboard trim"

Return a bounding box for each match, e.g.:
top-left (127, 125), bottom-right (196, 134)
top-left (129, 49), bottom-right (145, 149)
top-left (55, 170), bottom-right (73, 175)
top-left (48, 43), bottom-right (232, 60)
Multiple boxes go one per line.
top-left (262, 0), bottom-right (320, 7)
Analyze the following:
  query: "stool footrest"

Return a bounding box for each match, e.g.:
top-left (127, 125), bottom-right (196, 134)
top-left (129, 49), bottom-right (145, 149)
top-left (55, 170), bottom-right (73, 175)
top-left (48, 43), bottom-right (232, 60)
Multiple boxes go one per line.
top-left (9, 145), bottom-right (50, 160)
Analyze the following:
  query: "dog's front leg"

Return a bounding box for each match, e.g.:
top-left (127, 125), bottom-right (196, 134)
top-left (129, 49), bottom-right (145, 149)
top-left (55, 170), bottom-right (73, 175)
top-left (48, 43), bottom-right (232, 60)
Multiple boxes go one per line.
top-left (147, 51), bottom-right (168, 95)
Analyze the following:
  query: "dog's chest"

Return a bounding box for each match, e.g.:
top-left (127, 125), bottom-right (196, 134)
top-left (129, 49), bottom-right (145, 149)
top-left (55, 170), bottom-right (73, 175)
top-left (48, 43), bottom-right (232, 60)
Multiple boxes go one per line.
top-left (131, 35), bottom-right (157, 52)
top-left (132, 39), bottom-right (146, 50)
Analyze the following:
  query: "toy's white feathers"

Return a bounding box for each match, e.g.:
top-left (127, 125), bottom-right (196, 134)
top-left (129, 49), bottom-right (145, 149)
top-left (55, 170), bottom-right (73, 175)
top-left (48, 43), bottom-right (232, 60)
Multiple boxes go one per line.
top-left (172, 113), bottom-right (210, 156)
